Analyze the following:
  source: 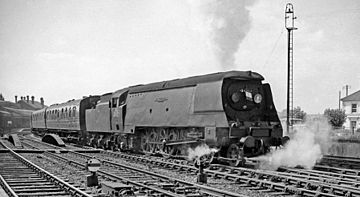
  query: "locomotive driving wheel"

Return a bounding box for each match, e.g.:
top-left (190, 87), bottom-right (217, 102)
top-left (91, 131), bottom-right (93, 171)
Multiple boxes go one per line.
top-left (140, 130), bottom-right (157, 154)
top-left (160, 129), bottom-right (178, 157)
top-left (226, 143), bottom-right (245, 167)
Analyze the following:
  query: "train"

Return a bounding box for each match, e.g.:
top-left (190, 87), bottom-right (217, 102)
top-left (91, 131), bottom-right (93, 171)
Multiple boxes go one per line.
top-left (31, 71), bottom-right (288, 166)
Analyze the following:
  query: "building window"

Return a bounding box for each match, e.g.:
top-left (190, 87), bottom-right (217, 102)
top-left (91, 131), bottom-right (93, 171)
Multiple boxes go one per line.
top-left (352, 104), bottom-right (357, 113)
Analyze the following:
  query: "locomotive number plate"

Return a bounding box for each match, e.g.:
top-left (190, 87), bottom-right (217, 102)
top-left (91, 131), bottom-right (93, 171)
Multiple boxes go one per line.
top-left (187, 131), bottom-right (203, 138)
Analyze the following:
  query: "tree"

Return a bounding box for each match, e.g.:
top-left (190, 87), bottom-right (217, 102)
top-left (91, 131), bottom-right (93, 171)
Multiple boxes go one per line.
top-left (292, 106), bottom-right (306, 122)
top-left (324, 108), bottom-right (346, 128)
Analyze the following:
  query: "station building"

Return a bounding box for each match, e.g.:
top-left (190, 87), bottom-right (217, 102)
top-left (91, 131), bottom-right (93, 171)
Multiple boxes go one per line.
top-left (341, 90), bottom-right (360, 133)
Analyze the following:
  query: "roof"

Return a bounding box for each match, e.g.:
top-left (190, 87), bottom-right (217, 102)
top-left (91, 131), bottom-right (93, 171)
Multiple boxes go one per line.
top-left (341, 90), bottom-right (360, 102)
top-left (128, 70), bottom-right (264, 94)
top-left (17, 100), bottom-right (45, 110)
top-left (0, 100), bottom-right (43, 117)
top-left (47, 99), bottom-right (82, 111)
top-left (0, 106), bottom-right (33, 117)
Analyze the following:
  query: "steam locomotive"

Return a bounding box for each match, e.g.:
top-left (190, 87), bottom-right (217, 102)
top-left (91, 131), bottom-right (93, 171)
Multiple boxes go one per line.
top-left (31, 71), bottom-right (288, 166)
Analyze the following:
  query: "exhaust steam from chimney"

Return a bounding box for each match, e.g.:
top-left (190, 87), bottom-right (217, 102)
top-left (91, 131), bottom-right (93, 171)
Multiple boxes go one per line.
top-left (188, 0), bottom-right (254, 70)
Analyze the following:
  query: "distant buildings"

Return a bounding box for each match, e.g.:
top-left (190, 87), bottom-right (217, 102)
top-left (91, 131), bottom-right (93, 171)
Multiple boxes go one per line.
top-left (341, 90), bottom-right (360, 133)
top-left (0, 95), bottom-right (45, 134)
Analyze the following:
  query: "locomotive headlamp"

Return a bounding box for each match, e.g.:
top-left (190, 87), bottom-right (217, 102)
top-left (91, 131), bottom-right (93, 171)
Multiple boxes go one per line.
top-left (254, 94), bottom-right (262, 104)
top-left (231, 92), bottom-right (241, 103)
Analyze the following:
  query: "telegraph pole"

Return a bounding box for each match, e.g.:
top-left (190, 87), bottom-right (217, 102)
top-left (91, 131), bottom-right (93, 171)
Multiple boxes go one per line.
top-left (285, 3), bottom-right (297, 134)
top-left (338, 91), bottom-right (341, 109)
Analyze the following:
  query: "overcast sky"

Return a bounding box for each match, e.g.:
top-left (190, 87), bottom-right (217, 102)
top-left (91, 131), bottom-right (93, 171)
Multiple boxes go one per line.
top-left (1, 0), bottom-right (359, 114)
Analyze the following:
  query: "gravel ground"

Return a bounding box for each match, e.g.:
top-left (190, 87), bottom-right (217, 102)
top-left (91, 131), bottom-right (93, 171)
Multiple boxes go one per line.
top-left (19, 151), bottom-right (294, 197)
top-left (84, 153), bottom-right (288, 197)
top-left (20, 153), bottom-right (103, 196)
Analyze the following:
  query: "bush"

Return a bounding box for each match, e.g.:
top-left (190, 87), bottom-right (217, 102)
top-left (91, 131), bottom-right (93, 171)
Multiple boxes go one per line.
top-left (324, 108), bottom-right (346, 128)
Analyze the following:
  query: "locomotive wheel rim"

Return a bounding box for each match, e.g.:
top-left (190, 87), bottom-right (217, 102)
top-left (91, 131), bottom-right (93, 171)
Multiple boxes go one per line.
top-left (140, 130), bottom-right (157, 153)
top-left (168, 129), bottom-right (178, 140)
top-left (149, 131), bottom-right (158, 153)
top-left (140, 135), bottom-right (150, 152)
top-left (161, 129), bottom-right (178, 157)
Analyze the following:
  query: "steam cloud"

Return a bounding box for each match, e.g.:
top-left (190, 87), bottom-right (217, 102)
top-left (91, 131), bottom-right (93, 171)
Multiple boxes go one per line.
top-left (188, 0), bottom-right (254, 70)
top-left (258, 119), bottom-right (331, 170)
top-left (187, 143), bottom-right (218, 161)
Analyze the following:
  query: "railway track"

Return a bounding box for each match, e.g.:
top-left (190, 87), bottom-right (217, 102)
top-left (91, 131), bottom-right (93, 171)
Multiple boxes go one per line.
top-left (14, 136), bottom-right (248, 196)
top-left (319, 155), bottom-right (360, 170)
top-left (97, 151), bottom-right (360, 196)
top-left (0, 141), bottom-right (91, 197)
top-left (8, 135), bottom-right (360, 196)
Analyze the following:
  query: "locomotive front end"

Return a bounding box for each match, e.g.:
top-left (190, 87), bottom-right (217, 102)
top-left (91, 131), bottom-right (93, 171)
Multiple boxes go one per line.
top-left (220, 72), bottom-right (286, 162)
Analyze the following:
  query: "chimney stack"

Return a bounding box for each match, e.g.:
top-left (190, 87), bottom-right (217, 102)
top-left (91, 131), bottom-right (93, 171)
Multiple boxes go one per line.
top-left (26, 95), bottom-right (29, 103)
top-left (31, 96), bottom-right (35, 104)
top-left (40, 97), bottom-right (44, 107)
top-left (15, 95), bottom-right (18, 103)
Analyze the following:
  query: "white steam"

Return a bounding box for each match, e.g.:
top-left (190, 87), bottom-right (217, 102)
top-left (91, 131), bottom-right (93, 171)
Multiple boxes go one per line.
top-left (188, 0), bottom-right (254, 70)
top-left (187, 143), bottom-right (218, 161)
top-left (258, 119), bottom-right (331, 170)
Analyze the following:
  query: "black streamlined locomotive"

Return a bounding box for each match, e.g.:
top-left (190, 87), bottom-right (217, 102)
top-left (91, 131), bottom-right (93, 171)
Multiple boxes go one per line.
top-left (31, 71), bottom-right (288, 165)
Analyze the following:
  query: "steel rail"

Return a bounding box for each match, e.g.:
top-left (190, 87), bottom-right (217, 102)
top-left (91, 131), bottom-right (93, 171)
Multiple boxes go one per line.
top-left (72, 151), bottom-right (247, 197)
top-left (0, 141), bottom-right (92, 197)
top-left (100, 151), bottom-right (360, 196)
top-left (0, 174), bottom-right (18, 197)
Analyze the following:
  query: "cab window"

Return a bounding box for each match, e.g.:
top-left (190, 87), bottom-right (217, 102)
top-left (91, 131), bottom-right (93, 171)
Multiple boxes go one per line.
top-left (118, 91), bottom-right (129, 107)
top-left (112, 98), bottom-right (118, 108)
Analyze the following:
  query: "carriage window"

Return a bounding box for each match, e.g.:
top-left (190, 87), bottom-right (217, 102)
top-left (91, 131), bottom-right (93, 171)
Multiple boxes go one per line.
top-left (112, 98), bottom-right (118, 108)
top-left (73, 107), bottom-right (76, 117)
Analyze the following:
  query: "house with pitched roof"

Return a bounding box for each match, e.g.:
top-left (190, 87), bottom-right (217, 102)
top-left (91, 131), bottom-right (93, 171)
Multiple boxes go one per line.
top-left (341, 90), bottom-right (360, 133)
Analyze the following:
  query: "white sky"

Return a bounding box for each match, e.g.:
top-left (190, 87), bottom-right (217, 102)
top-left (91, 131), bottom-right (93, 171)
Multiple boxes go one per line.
top-left (1, 0), bottom-right (359, 114)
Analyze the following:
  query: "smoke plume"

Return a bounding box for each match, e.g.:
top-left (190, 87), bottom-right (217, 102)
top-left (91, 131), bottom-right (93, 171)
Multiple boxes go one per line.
top-left (188, 0), bottom-right (253, 70)
top-left (187, 143), bottom-right (218, 161)
top-left (258, 119), bottom-right (331, 170)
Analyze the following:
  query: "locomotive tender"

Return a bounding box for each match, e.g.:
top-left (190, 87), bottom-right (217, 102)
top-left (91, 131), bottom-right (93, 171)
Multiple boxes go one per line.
top-left (31, 71), bottom-right (287, 165)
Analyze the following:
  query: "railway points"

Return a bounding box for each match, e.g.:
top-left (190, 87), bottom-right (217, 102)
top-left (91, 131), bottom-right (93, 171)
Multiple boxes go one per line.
top-left (1, 133), bottom-right (360, 196)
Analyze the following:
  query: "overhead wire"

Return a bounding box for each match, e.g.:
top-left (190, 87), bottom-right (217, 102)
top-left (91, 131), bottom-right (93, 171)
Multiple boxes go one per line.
top-left (262, 30), bottom-right (285, 68)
